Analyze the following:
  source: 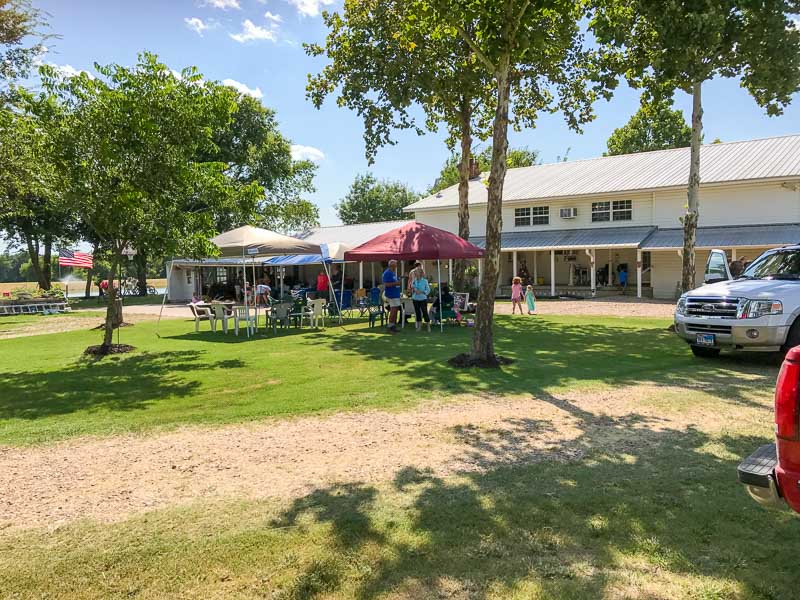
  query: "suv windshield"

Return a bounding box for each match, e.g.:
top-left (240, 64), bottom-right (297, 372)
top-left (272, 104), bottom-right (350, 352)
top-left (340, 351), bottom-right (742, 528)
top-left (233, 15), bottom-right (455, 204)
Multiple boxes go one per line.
top-left (741, 249), bottom-right (800, 280)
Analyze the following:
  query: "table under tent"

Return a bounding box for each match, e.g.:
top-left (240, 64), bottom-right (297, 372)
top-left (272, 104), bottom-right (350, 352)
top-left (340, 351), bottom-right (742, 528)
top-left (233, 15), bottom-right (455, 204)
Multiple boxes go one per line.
top-left (344, 222), bottom-right (485, 332)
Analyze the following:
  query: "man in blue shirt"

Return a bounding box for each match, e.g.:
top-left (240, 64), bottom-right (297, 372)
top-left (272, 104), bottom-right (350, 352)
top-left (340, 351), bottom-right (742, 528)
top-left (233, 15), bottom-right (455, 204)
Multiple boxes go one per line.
top-left (383, 259), bottom-right (401, 333)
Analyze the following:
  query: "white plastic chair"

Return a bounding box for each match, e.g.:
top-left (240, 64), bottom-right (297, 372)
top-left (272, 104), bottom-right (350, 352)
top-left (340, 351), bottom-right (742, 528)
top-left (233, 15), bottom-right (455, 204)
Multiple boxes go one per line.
top-left (401, 298), bottom-right (415, 329)
top-left (190, 303), bottom-right (215, 332)
top-left (212, 304), bottom-right (232, 334)
top-left (306, 298), bottom-right (327, 328)
top-left (234, 305), bottom-right (257, 337)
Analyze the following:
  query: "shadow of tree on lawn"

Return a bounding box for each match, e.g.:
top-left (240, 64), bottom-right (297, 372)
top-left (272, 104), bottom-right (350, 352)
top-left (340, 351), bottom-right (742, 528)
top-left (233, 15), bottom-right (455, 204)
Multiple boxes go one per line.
top-left (0, 351), bottom-right (244, 421)
top-left (269, 393), bottom-right (799, 599)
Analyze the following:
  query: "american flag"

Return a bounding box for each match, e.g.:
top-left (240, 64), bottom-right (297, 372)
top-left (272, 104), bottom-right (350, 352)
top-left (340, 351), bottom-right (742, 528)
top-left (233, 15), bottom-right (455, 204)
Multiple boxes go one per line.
top-left (58, 249), bottom-right (94, 269)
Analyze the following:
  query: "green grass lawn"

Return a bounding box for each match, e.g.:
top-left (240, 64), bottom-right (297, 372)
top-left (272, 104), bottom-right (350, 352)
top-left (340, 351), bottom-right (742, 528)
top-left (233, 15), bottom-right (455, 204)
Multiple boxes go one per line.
top-left (69, 293), bottom-right (167, 309)
top-left (0, 313), bottom-right (775, 446)
top-left (2, 314), bottom-right (797, 598)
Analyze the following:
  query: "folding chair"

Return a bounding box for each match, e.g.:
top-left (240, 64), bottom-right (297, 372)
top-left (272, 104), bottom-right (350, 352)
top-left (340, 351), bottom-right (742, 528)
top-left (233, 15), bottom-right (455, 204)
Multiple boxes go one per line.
top-left (234, 305), bottom-right (257, 337)
top-left (189, 303), bottom-right (216, 332)
top-left (212, 304), bottom-right (232, 334)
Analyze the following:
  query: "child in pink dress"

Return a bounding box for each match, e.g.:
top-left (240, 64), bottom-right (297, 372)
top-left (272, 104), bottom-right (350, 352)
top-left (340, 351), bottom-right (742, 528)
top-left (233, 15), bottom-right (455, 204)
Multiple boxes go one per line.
top-left (511, 276), bottom-right (524, 315)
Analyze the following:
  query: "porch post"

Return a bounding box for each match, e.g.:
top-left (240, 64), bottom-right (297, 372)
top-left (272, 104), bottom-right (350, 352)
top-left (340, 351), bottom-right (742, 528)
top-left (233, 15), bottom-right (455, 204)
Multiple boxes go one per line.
top-left (533, 251), bottom-right (538, 285)
top-left (448, 259), bottom-right (453, 285)
top-left (636, 249), bottom-right (643, 299)
top-left (478, 259), bottom-right (483, 285)
top-left (512, 250), bottom-right (518, 278)
top-left (588, 249), bottom-right (596, 297)
top-left (359, 262), bottom-right (364, 290)
top-left (550, 250), bottom-right (556, 296)
top-left (608, 249), bottom-right (613, 287)
top-left (731, 248), bottom-right (737, 261)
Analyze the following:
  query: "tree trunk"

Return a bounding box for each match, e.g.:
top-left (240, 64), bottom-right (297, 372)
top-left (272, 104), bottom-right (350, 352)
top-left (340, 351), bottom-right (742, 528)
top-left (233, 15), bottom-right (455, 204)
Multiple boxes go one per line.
top-left (23, 234), bottom-right (52, 291)
top-left (101, 252), bottom-right (121, 350)
top-left (471, 70), bottom-right (511, 363)
top-left (681, 81), bottom-right (703, 293)
top-left (42, 235), bottom-right (52, 290)
top-left (135, 249), bottom-right (147, 296)
top-left (453, 104), bottom-right (473, 293)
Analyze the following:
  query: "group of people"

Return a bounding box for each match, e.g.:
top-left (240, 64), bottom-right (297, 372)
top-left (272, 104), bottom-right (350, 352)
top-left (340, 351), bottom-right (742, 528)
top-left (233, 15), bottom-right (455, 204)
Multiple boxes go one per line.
top-left (510, 277), bottom-right (537, 315)
top-left (382, 259), bottom-right (453, 334)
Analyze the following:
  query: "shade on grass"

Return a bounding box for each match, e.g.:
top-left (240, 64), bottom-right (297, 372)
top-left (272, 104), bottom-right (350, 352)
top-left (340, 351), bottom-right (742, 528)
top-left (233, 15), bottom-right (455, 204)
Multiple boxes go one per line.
top-left (0, 314), bottom-right (779, 446)
top-left (3, 393), bottom-right (799, 598)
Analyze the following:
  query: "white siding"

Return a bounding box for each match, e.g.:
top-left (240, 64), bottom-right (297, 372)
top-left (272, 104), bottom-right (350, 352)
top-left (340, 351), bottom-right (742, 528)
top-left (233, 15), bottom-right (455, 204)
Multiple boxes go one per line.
top-left (414, 207), bottom-right (486, 236)
top-left (653, 183), bottom-right (800, 229)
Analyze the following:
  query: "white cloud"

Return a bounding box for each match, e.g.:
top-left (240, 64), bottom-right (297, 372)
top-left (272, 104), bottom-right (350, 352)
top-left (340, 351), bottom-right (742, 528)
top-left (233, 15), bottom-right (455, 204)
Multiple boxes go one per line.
top-left (264, 11), bottom-right (283, 24)
top-left (291, 144), bottom-right (325, 163)
top-left (205, 0), bottom-right (240, 9)
top-left (222, 78), bottom-right (264, 99)
top-left (48, 63), bottom-right (94, 79)
top-left (286, 0), bottom-right (334, 18)
top-left (230, 19), bottom-right (277, 43)
top-left (184, 17), bottom-right (210, 36)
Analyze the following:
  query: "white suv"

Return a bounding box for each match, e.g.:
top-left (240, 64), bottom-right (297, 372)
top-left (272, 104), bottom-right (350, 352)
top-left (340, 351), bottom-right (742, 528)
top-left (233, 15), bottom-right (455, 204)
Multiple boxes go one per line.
top-left (674, 246), bottom-right (800, 357)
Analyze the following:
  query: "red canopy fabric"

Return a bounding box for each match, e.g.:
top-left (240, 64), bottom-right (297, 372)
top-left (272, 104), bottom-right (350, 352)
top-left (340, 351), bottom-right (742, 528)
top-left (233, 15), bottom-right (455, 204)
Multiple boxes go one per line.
top-left (344, 222), bottom-right (484, 262)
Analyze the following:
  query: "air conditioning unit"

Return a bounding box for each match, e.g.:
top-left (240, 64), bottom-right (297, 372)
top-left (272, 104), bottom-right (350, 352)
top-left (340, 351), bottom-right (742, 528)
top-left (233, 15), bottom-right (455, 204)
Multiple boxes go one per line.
top-left (560, 207), bottom-right (578, 219)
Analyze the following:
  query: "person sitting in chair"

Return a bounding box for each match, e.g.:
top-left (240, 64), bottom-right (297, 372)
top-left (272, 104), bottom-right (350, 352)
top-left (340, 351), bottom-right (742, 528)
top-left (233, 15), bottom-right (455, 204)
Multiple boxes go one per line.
top-left (430, 283), bottom-right (455, 324)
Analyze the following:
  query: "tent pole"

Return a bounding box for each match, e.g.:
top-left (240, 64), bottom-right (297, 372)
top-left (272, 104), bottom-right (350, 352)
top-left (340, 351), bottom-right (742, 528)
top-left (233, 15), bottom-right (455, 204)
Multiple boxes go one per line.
top-left (323, 261), bottom-right (341, 324)
top-left (438, 259), bottom-right (443, 333)
top-left (341, 262), bottom-right (346, 323)
top-left (242, 248), bottom-right (249, 338)
top-left (252, 257), bottom-right (258, 331)
top-left (156, 260), bottom-right (172, 338)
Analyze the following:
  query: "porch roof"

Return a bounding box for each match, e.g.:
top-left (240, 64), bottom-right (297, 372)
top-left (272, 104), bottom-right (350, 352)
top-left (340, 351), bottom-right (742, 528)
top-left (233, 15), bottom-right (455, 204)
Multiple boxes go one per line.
top-left (641, 223), bottom-right (800, 250)
top-left (471, 226), bottom-right (656, 251)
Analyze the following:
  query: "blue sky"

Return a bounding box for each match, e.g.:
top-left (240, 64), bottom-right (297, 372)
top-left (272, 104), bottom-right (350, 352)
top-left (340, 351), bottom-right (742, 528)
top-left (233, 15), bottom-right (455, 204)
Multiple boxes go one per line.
top-left (33, 0), bottom-right (800, 226)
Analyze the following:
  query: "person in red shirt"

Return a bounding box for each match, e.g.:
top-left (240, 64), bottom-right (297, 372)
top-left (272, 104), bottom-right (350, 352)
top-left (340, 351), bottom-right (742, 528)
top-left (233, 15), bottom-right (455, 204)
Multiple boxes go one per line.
top-left (316, 270), bottom-right (329, 301)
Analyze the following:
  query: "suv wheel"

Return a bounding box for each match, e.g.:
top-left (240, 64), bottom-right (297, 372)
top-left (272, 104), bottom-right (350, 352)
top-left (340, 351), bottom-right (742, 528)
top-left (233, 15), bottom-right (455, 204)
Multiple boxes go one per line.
top-left (782, 318), bottom-right (800, 353)
top-left (691, 345), bottom-right (721, 358)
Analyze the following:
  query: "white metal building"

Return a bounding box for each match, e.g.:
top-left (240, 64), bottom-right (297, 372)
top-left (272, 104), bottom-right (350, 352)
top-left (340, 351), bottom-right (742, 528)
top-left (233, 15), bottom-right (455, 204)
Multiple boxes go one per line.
top-left (405, 135), bottom-right (800, 299)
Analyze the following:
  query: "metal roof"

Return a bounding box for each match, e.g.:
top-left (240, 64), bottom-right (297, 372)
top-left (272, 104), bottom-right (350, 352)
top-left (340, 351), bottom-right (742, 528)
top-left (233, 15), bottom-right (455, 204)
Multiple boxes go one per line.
top-left (407, 134), bottom-right (800, 211)
top-left (471, 226), bottom-right (656, 251)
top-left (294, 220), bottom-right (413, 247)
top-left (641, 223), bottom-right (800, 250)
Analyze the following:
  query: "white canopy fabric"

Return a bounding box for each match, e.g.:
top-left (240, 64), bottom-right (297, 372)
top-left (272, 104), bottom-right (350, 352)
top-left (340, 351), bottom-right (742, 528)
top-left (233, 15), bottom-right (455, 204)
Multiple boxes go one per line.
top-left (211, 225), bottom-right (322, 258)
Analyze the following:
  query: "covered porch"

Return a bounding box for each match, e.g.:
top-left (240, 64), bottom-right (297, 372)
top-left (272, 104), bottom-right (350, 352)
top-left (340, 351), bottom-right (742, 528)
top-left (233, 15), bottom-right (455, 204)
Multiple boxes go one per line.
top-left (472, 226), bottom-right (656, 299)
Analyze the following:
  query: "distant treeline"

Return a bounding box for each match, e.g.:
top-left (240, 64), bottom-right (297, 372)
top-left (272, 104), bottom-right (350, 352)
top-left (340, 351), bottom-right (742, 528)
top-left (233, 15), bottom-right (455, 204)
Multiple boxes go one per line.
top-left (0, 250), bottom-right (165, 284)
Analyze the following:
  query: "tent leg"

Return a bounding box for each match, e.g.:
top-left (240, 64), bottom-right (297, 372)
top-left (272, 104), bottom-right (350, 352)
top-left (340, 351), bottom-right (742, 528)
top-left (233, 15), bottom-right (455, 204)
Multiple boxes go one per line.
top-left (438, 259), bottom-right (443, 333)
top-left (242, 249), bottom-right (249, 338)
top-left (341, 263), bottom-right (346, 323)
top-left (323, 262), bottom-right (341, 324)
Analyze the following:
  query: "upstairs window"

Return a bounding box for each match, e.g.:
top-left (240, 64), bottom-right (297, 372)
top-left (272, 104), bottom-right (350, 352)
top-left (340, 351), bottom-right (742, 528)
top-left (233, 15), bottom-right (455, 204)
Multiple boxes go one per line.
top-left (612, 199), bottom-right (632, 221)
top-left (531, 206), bottom-right (549, 225)
top-left (592, 200), bottom-right (633, 222)
top-left (591, 201), bottom-right (610, 222)
top-left (514, 207), bottom-right (531, 227)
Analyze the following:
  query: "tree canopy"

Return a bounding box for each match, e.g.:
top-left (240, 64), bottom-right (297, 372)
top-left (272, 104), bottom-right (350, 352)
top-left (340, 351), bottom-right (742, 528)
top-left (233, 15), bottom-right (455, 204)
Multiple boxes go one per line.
top-left (591, 0), bottom-right (800, 292)
top-left (41, 53), bottom-right (266, 350)
top-left (336, 173), bottom-right (418, 225)
top-left (606, 98), bottom-right (692, 156)
top-left (0, 0), bottom-right (46, 96)
top-left (430, 146), bottom-right (540, 194)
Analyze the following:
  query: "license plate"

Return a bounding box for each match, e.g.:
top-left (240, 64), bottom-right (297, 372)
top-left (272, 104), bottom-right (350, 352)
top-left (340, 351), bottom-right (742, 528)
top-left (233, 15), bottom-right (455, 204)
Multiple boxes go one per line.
top-left (696, 333), bottom-right (716, 347)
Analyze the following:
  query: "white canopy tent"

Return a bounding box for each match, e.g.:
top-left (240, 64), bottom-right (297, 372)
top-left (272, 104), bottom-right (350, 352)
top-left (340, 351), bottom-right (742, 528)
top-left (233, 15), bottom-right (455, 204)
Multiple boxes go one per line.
top-left (210, 226), bottom-right (323, 337)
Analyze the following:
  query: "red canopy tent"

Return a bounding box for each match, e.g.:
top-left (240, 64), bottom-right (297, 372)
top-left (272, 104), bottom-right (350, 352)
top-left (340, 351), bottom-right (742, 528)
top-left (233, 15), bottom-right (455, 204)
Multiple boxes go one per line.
top-left (343, 221), bottom-right (484, 262)
top-left (344, 222), bottom-right (484, 332)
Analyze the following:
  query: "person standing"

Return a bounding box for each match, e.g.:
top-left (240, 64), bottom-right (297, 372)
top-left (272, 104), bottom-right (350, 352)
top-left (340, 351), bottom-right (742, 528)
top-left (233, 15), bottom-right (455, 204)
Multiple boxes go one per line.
top-left (410, 262), bottom-right (431, 332)
top-left (316, 269), bottom-right (329, 301)
top-left (511, 276), bottom-right (524, 315)
top-left (525, 285), bottom-right (536, 315)
top-left (383, 259), bottom-right (401, 333)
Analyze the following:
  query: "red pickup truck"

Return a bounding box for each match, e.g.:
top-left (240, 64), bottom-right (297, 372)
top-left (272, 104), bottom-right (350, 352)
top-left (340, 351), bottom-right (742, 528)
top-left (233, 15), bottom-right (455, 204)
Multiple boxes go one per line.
top-left (738, 346), bottom-right (800, 512)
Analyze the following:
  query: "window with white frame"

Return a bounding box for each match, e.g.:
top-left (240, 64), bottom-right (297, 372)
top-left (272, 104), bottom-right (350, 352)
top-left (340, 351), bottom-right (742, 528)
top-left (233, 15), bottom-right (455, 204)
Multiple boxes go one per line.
top-left (531, 205), bottom-right (549, 225)
top-left (591, 201), bottom-right (610, 222)
top-left (612, 199), bottom-right (632, 221)
top-left (514, 207), bottom-right (531, 227)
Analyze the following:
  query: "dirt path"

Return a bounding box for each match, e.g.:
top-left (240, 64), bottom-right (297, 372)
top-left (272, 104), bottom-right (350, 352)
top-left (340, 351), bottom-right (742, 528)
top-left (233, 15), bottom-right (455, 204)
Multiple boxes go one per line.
top-left (496, 295), bottom-right (676, 319)
top-left (0, 384), bottom-right (744, 530)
